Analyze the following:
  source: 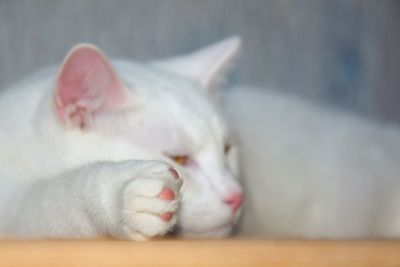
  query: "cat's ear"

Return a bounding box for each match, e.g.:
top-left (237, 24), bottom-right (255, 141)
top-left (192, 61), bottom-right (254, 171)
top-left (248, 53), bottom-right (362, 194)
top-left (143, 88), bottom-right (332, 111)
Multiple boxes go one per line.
top-left (154, 36), bottom-right (241, 90)
top-left (54, 44), bottom-right (131, 128)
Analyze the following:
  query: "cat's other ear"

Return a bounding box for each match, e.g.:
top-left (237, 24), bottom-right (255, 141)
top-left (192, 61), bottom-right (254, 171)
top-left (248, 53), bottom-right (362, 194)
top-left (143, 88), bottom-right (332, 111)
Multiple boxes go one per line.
top-left (153, 36), bottom-right (241, 91)
top-left (54, 44), bottom-right (131, 129)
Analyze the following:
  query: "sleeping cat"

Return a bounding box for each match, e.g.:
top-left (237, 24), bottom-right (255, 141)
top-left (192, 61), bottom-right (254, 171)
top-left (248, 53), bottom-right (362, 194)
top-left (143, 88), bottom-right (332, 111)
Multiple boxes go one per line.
top-left (2, 35), bottom-right (399, 240)
top-left (0, 37), bottom-right (243, 240)
top-left (225, 86), bottom-right (400, 239)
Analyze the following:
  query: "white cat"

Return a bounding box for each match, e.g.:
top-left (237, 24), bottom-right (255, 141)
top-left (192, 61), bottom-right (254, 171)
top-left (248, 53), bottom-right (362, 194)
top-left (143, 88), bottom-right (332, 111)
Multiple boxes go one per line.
top-left (225, 86), bottom-right (400, 239)
top-left (0, 37), bottom-right (243, 240)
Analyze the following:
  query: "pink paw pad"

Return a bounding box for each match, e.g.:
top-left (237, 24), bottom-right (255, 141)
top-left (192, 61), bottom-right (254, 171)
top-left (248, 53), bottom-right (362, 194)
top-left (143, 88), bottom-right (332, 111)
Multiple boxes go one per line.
top-left (158, 188), bottom-right (175, 221)
top-left (158, 187), bottom-right (175, 201)
top-left (160, 212), bottom-right (173, 222)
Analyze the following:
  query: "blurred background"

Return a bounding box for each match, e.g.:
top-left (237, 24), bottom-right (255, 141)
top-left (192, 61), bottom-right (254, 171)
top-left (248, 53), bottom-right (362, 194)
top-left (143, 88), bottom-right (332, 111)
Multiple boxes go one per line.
top-left (0, 0), bottom-right (399, 124)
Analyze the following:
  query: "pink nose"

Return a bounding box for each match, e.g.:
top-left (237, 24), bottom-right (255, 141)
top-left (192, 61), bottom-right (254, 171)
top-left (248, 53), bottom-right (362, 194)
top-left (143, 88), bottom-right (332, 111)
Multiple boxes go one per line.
top-left (224, 193), bottom-right (243, 213)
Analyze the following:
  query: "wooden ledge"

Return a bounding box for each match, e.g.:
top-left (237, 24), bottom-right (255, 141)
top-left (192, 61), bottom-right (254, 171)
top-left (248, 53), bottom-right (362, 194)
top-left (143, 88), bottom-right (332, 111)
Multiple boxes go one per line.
top-left (0, 240), bottom-right (399, 267)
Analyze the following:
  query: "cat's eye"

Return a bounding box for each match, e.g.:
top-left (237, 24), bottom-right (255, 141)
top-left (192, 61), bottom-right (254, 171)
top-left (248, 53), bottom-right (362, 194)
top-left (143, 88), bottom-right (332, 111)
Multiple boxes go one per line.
top-left (170, 155), bottom-right (190, 165)
top-left (224, 143), bottom-right (231, 154)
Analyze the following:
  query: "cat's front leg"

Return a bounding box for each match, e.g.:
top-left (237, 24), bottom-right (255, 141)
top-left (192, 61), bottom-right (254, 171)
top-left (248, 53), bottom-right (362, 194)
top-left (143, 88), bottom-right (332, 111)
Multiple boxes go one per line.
top-left (2, 160), bottom-right (182, 240)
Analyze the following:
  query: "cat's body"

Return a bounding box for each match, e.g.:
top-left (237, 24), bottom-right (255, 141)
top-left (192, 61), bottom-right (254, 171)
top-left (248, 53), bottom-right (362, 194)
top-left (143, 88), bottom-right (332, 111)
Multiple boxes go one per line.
top-left (0, 38), bottom-right (243, 239)
top-left (1, 36), bottom-right (399, 240)
top-left (226, 87), bottom-right (400, 238)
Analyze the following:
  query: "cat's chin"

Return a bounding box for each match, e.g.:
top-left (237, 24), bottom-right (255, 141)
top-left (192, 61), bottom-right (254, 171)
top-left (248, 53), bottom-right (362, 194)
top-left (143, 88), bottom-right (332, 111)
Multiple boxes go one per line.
top-left (201, 225), bottom-right (233, 238)
top-left (176, 223), bottom-right (233, 238)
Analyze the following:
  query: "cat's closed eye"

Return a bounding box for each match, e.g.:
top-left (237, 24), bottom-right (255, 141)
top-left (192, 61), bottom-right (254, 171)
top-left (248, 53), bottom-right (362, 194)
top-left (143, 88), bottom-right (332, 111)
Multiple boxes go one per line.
top-left (224, 143), bottom-right (231, 154)
top-left (169, 155), bottom-right (190, 165)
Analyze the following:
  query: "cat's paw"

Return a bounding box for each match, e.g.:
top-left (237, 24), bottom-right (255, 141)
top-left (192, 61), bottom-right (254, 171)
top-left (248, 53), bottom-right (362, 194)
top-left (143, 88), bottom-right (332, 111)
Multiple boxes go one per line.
top-left (121, 161), bottom-right (182, 240)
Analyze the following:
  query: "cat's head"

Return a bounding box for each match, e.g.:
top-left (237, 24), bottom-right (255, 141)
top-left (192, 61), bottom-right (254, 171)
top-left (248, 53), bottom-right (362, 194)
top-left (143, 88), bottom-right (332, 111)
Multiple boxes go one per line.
top-left (52, 37), bottom-right (242, 237)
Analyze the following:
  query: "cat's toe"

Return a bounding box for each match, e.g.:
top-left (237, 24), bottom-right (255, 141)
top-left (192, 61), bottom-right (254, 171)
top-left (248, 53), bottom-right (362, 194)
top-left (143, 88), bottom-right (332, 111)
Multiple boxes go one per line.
top-left (121, 163), bottom-right (182, 239)
top-left (158, 187), bottom-right (175, 201)
top-left (158, 187), bottom-right (177, 221)
top-left (159, 212), bottom-right (174, 221)
top-left (122, 191), bottom-right (179, 238)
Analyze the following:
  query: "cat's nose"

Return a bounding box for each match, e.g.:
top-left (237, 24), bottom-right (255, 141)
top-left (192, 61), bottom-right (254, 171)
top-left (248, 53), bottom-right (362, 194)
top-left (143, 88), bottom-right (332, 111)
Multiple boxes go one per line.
top-left (223, 193), bottom-right (243, 213)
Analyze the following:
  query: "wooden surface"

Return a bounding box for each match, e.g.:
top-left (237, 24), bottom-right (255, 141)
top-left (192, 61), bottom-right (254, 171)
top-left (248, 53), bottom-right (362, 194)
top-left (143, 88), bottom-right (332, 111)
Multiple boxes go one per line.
top-left (0, 240), bottom-right (399, 267)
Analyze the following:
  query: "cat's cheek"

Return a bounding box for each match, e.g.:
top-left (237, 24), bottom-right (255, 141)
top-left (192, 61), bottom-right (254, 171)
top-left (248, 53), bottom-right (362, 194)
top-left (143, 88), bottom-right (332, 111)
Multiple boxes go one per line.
top-left (212, 226), bottom-right (234, 238)
top-left (184, 159), bottom-right (199, 169)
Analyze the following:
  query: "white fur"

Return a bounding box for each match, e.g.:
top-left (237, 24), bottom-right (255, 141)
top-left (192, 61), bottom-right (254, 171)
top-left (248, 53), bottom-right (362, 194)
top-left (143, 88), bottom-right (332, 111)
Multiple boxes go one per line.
top-left (4, 36), bottom-right (395, 241)
top-left (225, 86), bottom-right (400, 238)
top-left (0, 38), bottom-right (242, 239)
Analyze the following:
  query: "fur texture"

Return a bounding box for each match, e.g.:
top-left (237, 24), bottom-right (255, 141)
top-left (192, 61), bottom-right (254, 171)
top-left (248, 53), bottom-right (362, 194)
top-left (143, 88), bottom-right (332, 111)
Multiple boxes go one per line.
top-left (2, 35), bottom-right (398, 240)
top-left (0, 37), bottom-right (242, 240)
top-left (225, 87), bottom-right (400, 238)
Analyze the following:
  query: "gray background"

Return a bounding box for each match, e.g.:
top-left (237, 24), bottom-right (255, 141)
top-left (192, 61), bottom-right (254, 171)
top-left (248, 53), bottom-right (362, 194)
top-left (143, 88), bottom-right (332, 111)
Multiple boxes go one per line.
top-left (1, 0), bottom-right (400, 123)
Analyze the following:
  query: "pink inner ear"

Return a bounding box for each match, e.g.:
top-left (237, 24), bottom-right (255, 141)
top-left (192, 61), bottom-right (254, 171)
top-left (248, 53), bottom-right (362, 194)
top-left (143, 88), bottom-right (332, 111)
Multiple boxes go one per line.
top-left (55, 44), bottom-right (126, 126)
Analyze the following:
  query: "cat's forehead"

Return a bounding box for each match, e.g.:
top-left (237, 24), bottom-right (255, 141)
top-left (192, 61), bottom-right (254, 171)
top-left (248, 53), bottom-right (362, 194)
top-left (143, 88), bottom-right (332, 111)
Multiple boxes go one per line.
top-left (116, 61), bottom-right (204, 98)
top-left (114, 60), bottom-right (229, 147)
top-left (115, 60), bottom-right (221, 119)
